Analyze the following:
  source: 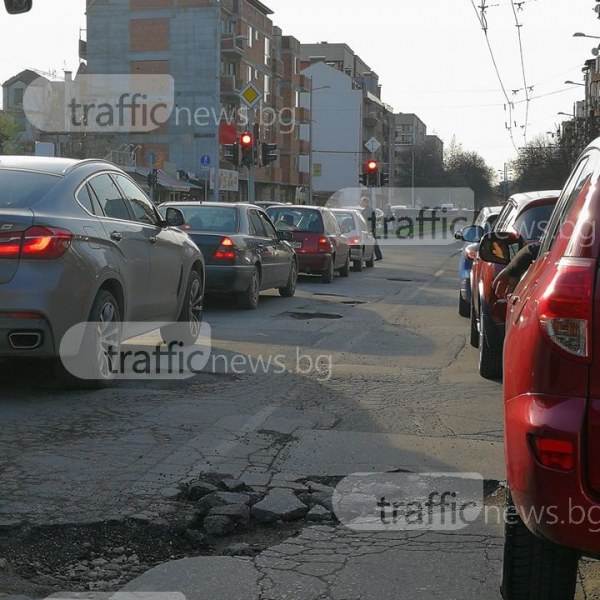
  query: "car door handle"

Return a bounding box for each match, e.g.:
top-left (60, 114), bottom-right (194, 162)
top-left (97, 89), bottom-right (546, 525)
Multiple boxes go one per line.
top-left (148, 237), bottom-right (158, 244)
top-left (508, 294), bottom-right (520, 305)
top-left (110, 232), bottom-right (122, 241)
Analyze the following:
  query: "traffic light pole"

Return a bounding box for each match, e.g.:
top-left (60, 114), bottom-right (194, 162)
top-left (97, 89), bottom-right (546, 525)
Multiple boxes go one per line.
top-left (247, 108), bottom-right (256, 205)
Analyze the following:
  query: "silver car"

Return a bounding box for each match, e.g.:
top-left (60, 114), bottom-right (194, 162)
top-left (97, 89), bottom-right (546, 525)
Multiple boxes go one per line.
top-left (331, 208), bottom-right (375, 271)
top-left (0, 156), bottom-right (204, 387)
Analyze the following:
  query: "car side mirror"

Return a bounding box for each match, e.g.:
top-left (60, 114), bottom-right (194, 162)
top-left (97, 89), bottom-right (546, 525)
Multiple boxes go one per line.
top-left (277, 230), bottom-right (293, 242)
top-left (478, 231), bottom-right (525, 265)
top-left (459, 225), bottom-right (485, 243)
top-left (165, 207), bottom-right (185, 227)
top-left (5, 0), bottom-right (32, 13)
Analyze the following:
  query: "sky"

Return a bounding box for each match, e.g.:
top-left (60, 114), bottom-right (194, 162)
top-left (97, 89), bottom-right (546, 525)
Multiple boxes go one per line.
top-left (0, 0), bottom-right (598, 177)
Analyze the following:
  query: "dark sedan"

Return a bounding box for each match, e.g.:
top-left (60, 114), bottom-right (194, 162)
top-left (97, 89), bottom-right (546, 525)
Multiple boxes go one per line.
top-left (158, 202), bottom-right (298, 309)
top-left (266, 205), bottom-right (351, 283)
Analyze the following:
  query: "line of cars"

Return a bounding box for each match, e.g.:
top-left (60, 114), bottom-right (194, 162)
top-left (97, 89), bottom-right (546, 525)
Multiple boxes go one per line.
top-left (455, 139), bottom-right (600, 599)
top-left (0, 155), bottom-right (378, 388)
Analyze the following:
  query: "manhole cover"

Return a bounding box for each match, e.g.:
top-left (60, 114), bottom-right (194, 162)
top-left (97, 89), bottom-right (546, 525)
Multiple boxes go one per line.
top-left (282, 311), bottom-right (343, 320)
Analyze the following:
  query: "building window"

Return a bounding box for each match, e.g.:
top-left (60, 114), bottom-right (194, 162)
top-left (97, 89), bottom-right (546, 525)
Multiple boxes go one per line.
top-left (264, 37), bottom-right (271, 66)
top-left (227, 62), bottom-right (236, 76)
top-left (13, 88), bottom-right (24, 106)
top-left (294, 58), bottom-right (298, 75)
top-left (248, 25), bottom-right (253, 47)
top-left (264, 74), bottom-right (271, 103)
top-left (248, 65), bottom-right (253, 82)
top-left (295, 90), bottom-right (300, 108)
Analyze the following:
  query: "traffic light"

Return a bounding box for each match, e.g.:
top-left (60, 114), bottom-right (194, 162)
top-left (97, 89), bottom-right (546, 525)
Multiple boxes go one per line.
top-left (359, 172), bottom-right (368, 186)
top-left (261, 142), bottom-right (278, 167)
top-left (379, 171), bottom-right (390, 187)
top-left (224, 142), bottom-right (240, 166)
top-left (4, 0), bottom-right (32, 13)
top-left (366, 159), bottom-right (379, 187)
top-left (240, 132), bottom-right (255, 167)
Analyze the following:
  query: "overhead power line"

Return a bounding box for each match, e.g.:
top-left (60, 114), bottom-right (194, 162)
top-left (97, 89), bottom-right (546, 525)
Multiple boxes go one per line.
top-left (510, 0), bottom-right (531, 143)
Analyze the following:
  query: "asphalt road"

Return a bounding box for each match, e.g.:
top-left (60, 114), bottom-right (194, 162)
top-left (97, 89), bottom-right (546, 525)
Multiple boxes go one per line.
top-left (1, 241), bottom-right (598, 599)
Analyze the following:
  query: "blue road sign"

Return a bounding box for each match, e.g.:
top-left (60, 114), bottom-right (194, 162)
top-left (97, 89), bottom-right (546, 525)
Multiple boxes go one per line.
top-left (200, 154), bottom-right (211, 167)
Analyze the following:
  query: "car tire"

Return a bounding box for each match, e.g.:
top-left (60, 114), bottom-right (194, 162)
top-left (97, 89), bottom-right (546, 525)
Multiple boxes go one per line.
top-left (352, 257), bottom-right (363, 272)
top-left (478, 309), bottom-right (502, 379)
top-left (459, 292), bottom-right (470, 318)
top-left (160, 270), bottom-right (204, 346)
top-left (321, 258), bottom-right (334, 283)
top-left (279, 259), bottom-right (298, 297)
top-left (51, 289), bottom-right (121, 389)
top-left (470, 299), bottom-right (479, 348)
top-left (365, 252), bottom-right (375, 268)
top-left (501, 492), bottom-right (579, 600)
top-left (339, 253), bottom-right (350, 278)
top-left (239, 267), bottom-right (260, 309)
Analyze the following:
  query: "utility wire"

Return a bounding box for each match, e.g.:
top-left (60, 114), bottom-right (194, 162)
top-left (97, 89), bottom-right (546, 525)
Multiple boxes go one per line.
top-left (469, 0), bottom-right (519, 151)
top-left (510, 0), bottom-right (531, 143)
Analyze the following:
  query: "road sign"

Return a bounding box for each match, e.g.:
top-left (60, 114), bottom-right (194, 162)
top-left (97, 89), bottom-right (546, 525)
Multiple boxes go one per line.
top-left (365, 137), bottom-right (381, 153)
top-left (239, 82), bottom-right (262, 109)
top-left (148, 151), bottom-right (157, 166)
top-left (200, 154), bottom-right (211, 167)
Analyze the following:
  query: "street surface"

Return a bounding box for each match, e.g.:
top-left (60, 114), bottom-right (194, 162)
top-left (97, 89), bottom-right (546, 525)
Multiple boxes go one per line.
top-left (1, 242), bottom-right (598, 598)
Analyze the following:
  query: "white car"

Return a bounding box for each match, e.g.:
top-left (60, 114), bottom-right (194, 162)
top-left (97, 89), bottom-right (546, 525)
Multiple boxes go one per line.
top-left (331, 208), bottom-right (375, 271)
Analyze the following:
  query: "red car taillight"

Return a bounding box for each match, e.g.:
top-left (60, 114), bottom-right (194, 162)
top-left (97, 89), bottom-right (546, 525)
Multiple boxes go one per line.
top-left (348, 236), bottom-right (361, 245)
top-left (466, 247), bottom-right (478, 260)
top-left (530, 435), bottom-right (575, 471)
top-left (537, 257), bottom-right (595, 360)
top-left (0, 226), bottom-right (72, 260)
top-left (318, 237), bottom-right (332, 253)
top-left (213, 236), bottom-right (236, 260)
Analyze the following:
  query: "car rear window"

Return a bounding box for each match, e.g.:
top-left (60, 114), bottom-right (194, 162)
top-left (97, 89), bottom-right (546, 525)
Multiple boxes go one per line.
top-left (0, 170), bottom-right (61, 208)
top-left (267, 208), bottom-right (323, 233)
top-left (333, 211), bottom-right (358, 232)
top-left (513, 203), bottom-right (556, 240)
top-left (171, 206), bottom-right (238, 233)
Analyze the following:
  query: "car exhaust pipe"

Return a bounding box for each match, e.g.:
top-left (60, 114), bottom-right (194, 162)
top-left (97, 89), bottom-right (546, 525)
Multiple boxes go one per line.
top-left (8, 331), bottom-right (43, 350)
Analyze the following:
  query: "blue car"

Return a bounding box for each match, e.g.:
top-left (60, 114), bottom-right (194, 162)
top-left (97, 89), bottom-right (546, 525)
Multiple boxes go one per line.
top-left (454, 205), bottom-right (501, 317)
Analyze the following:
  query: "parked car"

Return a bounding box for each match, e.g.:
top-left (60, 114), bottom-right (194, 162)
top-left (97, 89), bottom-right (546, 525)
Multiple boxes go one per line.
top-left (478, 140), bottom-right (600, 600)
top-left (454, 205), bottom-right (501, 317)
top-left (158, 202), bottom-right (298, 309)
top-left (252, 200), bottom-right (287, 209)
top-left (0, 156), bottom-right (204, 387)
top-left (331, 207), bottom-right (375, 271)
top-left (468, 190), bottom-right (560, 378)
top-left (266, 205), bottom-right (350, 283)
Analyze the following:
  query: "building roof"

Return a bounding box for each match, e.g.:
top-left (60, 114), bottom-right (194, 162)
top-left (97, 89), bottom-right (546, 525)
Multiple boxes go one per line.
top-left (2, 68), bottom-right (44, 88)
top-left (247, 0), bottom-right (273, 15)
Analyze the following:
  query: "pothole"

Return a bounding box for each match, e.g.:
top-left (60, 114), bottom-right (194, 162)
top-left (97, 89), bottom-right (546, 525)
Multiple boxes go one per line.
top-left (312, 292), bottom-right (347, 298)
top-left (339, 300), bottom-right (367, 305)
top-left (387, 278), bottom-right (415, 282)
top-left (282, 311), bottom-right (343, 320)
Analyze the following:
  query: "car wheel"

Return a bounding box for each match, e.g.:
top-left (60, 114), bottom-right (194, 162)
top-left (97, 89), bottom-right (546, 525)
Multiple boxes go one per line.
top-left (279, 259), bottom-right (298, 297)
top-left (339, 253), bottom-right (350, 278)
top-left (365, 249), bottom-right (375, 268)
top-left (478, 309), bottom-right (502, 379)
top-left (501, 492), bottom-right (579, 600)
top-left (470, 299), bottom-right (479, 348)
top-left (52, 289), bottom-right (121, 389)
top-left (352, 257), bottom-right (363, 272)
top-left (321, 258), bottom-right (334, 283)
top-left (160, 270), bottom-right (204, 346)
top-left (239, 267), bottom-right (260, 309)
top-left (459, 292), bottom-right (470, 318)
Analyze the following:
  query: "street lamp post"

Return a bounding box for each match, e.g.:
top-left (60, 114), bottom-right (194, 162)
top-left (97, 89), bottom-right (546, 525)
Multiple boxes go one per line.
top-left (573, 32), bottom-right (600, 39)
top-left (565, 80), bottom-right (585, 86)
top-left (308, 79), bottom-right (330, 205)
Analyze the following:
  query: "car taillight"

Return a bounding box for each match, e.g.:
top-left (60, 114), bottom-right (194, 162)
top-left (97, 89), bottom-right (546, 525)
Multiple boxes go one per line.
top-left (348, 236), bottom-right (361, 245)
top-left (0, 226), bottom-right (72, 260)
top-left (318, 237), bottom-right (331, 253)
top-left (213, 236), bottom-right (236, 260)
top-left (537, 257), bottom-right (595, 360)
top-left (530, 435), bottom-right (575, 471)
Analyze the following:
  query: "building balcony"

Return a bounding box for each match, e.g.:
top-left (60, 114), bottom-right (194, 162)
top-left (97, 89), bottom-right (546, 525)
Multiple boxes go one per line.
top-left (363, 110), bottom-right (380, 127)
top-left (299, 75), bottom-right (311, 92)
top-left (221, 34), bottom-right (245, 55)
top-left (273, 58), bottom-right (284, 78)
top-left (220, 75), bottom-right (243, 96)
top-left (295, 107), bottom-right (310, 124)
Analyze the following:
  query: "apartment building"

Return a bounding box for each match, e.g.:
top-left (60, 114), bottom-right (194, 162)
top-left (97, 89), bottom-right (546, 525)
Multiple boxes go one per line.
top-left (85, 0), bottom-right (309, 202)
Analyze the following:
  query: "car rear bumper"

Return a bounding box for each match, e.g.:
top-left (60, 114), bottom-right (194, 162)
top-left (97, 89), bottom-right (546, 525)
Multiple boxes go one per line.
top-left (297, 253), bottom-right (331, 274)
top-left (205, 264), bottom-right (255, 293)
top-left (349, 246), bottom-right (363, 261)
top-left (0, 314), bottom-right (55, 357)
top-left (506, 392), bottom-right (600, 555)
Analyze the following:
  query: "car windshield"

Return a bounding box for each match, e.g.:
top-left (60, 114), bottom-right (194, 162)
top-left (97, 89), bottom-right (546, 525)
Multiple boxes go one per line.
top-left (513, 203), bottom-right (555, 240)
top-left (333, 211), bottom-right (358, 233)
top-left (0, 170), bottom-right (61, 208)
top-left (162, 205), bottom-right (239, 233)
top-left (267, 207), bottom-right (323, 233)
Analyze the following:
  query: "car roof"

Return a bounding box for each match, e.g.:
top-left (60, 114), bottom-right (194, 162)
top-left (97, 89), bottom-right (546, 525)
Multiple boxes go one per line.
top-left (0, 155), bottom-right (118, 176)
top-left (506, 190), bottom-right (561, 210)
top-left (159, 202), bottom-right (248, 208)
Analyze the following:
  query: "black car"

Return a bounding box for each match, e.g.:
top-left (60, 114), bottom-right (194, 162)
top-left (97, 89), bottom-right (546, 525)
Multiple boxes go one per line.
top-left (158, 202), bottom-right (298, 309)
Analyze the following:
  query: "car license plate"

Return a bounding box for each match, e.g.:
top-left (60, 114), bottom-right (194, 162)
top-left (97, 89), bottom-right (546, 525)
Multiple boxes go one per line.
top-left (292, 241), bottom-right (302, 249)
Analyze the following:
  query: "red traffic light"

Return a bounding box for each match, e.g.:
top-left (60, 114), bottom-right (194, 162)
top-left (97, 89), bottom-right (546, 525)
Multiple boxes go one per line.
top-left (240, 133), bottom-right (253, 147)
top-left (366, 160), bottom-right (378, 172)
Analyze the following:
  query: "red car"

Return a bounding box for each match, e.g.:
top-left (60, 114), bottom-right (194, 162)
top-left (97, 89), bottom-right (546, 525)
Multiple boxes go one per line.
top-left (479, 142), bottom-right (600, 599)
top-left (468, 190), bottom-right (560, 378)
top-left (266, 205), bottom-right (350, 283)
